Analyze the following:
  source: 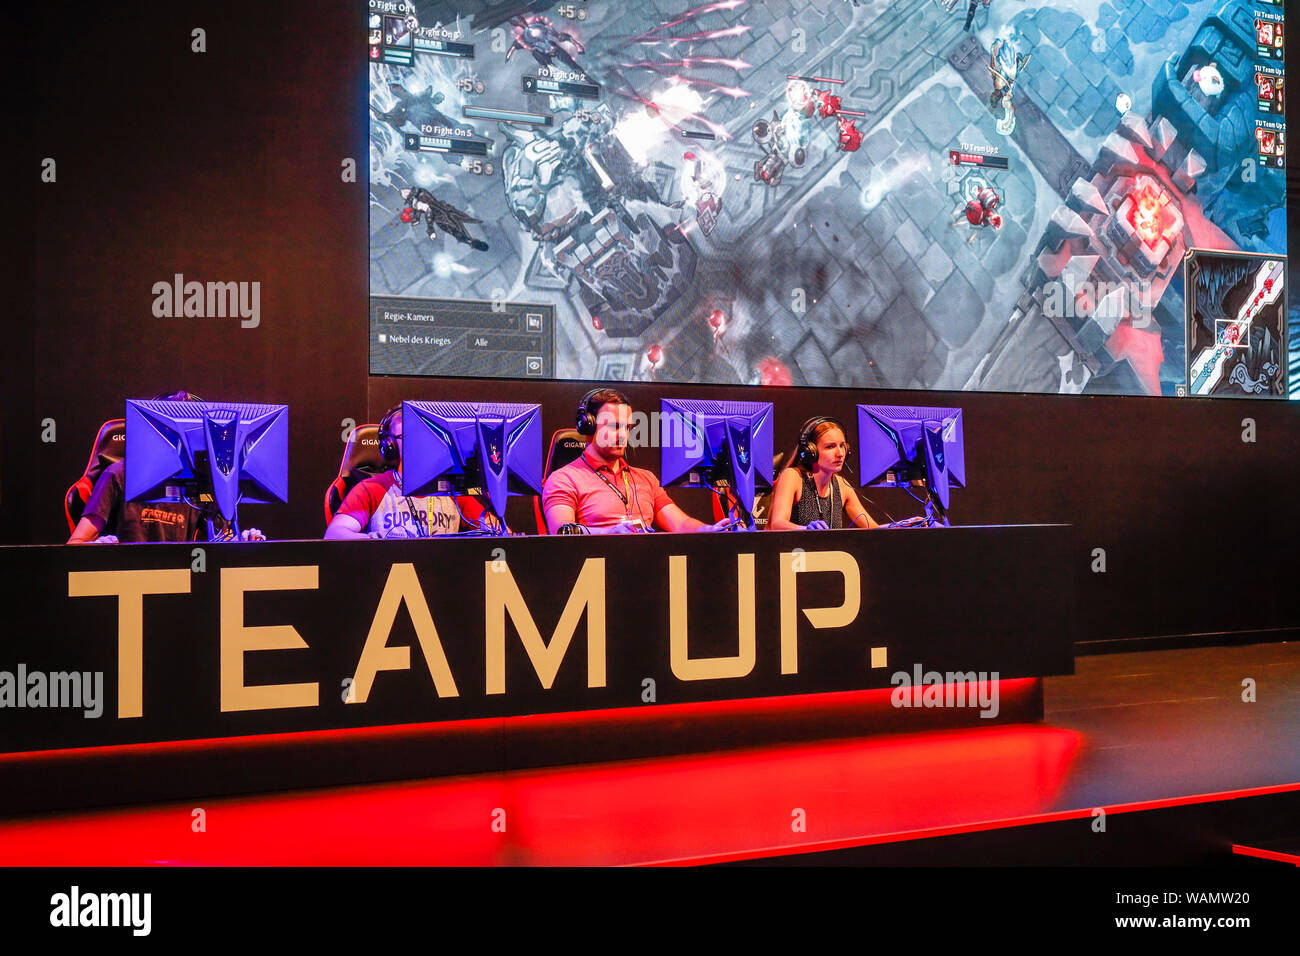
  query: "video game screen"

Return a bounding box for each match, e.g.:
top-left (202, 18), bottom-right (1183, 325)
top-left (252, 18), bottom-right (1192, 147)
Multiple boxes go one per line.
top-left (367, 0), bottom-right (1292, 399)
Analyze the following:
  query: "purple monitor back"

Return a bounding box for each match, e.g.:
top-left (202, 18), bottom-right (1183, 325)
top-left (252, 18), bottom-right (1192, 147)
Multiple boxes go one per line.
top-left (660, 399), bottom-right (774, 517)
top-left (857, 405), bottom-right (965, 512)
top-left (401, 401), bottom-right (542, 519)
top-left (124, 400), bottom-right (289, 522)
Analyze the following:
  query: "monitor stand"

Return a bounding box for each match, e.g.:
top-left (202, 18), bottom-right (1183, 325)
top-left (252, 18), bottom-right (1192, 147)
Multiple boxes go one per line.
top-left (712, 485), bottom-right (756, 531)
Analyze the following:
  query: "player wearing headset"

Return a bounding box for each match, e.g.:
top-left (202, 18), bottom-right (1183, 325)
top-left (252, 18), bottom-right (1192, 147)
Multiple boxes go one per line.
top-left (325, 403), bottom-right (496, 539)
top-left (541, 387), bottom-right (740, 535)
top-left (68, 391), bottom-right (266, 544)
top-left (767, 416), bottom-right (882, 531)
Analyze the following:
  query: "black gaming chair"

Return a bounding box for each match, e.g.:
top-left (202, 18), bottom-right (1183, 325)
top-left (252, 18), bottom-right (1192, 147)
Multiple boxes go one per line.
top-left (533, 428), bottom-right (587, 534)
top-left (65, 419), bottom-right (126, 534)
top-left (323, 424), bottom-right (386, 527)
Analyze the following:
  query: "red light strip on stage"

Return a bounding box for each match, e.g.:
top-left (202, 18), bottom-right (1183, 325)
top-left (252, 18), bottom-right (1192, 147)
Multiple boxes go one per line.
top-left (0, 721), bottom-right (1078, 866)
top-left (0, 679), bottom-right (1041, 763)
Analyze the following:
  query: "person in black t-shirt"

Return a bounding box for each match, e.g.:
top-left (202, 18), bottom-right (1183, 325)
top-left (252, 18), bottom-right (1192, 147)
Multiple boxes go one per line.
top-left (70, 460), bottom-right (213, 543)
top-left (67, 392), bottom-right (265, 544)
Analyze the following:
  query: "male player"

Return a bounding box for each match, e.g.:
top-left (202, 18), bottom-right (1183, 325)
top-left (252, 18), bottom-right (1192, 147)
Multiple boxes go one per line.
top-left (541, 387), bottom-right (739, 534)
top-left (325, 403), bottom-right (498, 539)
top-left (68, 391), bottom-right (265, 544)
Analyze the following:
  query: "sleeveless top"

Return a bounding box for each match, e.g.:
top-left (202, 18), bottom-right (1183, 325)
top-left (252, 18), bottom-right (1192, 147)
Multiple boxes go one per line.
top-left (791, 470), bottom-right (842, 528)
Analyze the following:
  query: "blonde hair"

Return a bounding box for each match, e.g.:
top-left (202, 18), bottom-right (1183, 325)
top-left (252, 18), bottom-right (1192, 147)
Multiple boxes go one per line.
top-left (783, 420), bottom-right (848, 473)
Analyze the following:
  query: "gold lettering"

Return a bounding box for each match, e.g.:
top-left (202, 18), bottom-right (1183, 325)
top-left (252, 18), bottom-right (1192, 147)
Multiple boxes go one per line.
top-left (485, 558), bottom-right (605, 694)
top-left (220, 566), bottom-right (320, 712)
top-left (779, 550), bottom-right (861, 674)
top-left (67, 569), bottom-right (191, 718)
top-left (350, 563), bottom-right (458, 702)
top-left (669, 554), bottom-right (755, 681)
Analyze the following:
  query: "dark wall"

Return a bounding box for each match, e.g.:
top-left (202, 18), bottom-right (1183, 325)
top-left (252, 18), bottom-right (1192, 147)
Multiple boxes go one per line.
top-left (15, 1), bottom-right (369, 545)
top-left (9, 1), bottom-right (1298, 646)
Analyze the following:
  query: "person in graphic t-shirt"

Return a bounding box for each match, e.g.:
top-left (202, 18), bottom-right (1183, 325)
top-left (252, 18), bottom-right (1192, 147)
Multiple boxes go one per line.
top-left (324, 403), bottom-right (500, 539)
top-left (67, 391), bottom-right (265, 544)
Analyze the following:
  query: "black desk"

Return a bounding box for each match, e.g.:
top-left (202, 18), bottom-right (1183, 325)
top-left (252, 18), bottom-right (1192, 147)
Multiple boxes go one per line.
top-left (0, 525), bottom-right (1075, 813)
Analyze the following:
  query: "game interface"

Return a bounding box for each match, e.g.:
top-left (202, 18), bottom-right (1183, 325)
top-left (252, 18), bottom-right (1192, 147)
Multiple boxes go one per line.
top-left (367, 0), bottom-right (1292, 399)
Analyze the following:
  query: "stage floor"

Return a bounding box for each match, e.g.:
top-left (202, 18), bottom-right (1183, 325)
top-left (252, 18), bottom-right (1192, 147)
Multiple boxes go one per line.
top-left (2, 642), bottom-right (1297, 866)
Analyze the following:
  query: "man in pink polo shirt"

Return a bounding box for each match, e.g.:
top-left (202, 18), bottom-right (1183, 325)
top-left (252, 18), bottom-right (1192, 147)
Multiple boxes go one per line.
top-left (542, 387), bottom-right (739, 535)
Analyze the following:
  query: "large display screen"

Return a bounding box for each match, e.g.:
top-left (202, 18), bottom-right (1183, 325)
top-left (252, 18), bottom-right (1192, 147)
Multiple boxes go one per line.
top-left (368, 0), bottom-right (1290, 398)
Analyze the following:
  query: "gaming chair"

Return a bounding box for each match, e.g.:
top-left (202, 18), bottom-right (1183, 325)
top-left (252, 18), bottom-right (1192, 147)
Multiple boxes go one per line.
top-left (533, 428), bottom-right (587, 534)
top-left (323, 423), bottom-right (386, 527)
top-left (64, 419), bottom-right (126, 534)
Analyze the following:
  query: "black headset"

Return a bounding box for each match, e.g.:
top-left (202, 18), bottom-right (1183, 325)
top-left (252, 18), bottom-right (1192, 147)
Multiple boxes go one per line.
top-left (576, 387), bottom-right (630, 437)
top-left (795, 416), bottom-right (848, 469)
top-left (377, 403), bottom-right (402, 467)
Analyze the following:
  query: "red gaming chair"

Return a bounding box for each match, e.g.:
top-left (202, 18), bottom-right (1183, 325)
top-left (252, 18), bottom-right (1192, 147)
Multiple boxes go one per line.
top-left (65, 419), bottom-right (126, 534)
top-left (533, 428), bottom-right (587, 534)
top-left (324, 424), bottom-right (385, 527)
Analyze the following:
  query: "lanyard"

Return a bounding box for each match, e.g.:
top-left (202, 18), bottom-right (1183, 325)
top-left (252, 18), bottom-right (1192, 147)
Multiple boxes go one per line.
top-left (403, 495), bottom-right (430, 537)
top-left (392, 474), bottom-right (429, 538)
top-left (808, 473), bottom-right (835, 527)
top-left (585, 458), bottom-right (634, 514)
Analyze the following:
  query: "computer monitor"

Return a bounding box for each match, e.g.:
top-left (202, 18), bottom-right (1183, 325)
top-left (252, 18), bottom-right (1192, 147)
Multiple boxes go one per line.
top-left (400, 401), bottom-right (542, 532)
top-left (659, 399), bottom-right (774, 527)
top-left (124, 400), bottom-right (289, 538)
top-left (857, 405), bottom-right (965, 526)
